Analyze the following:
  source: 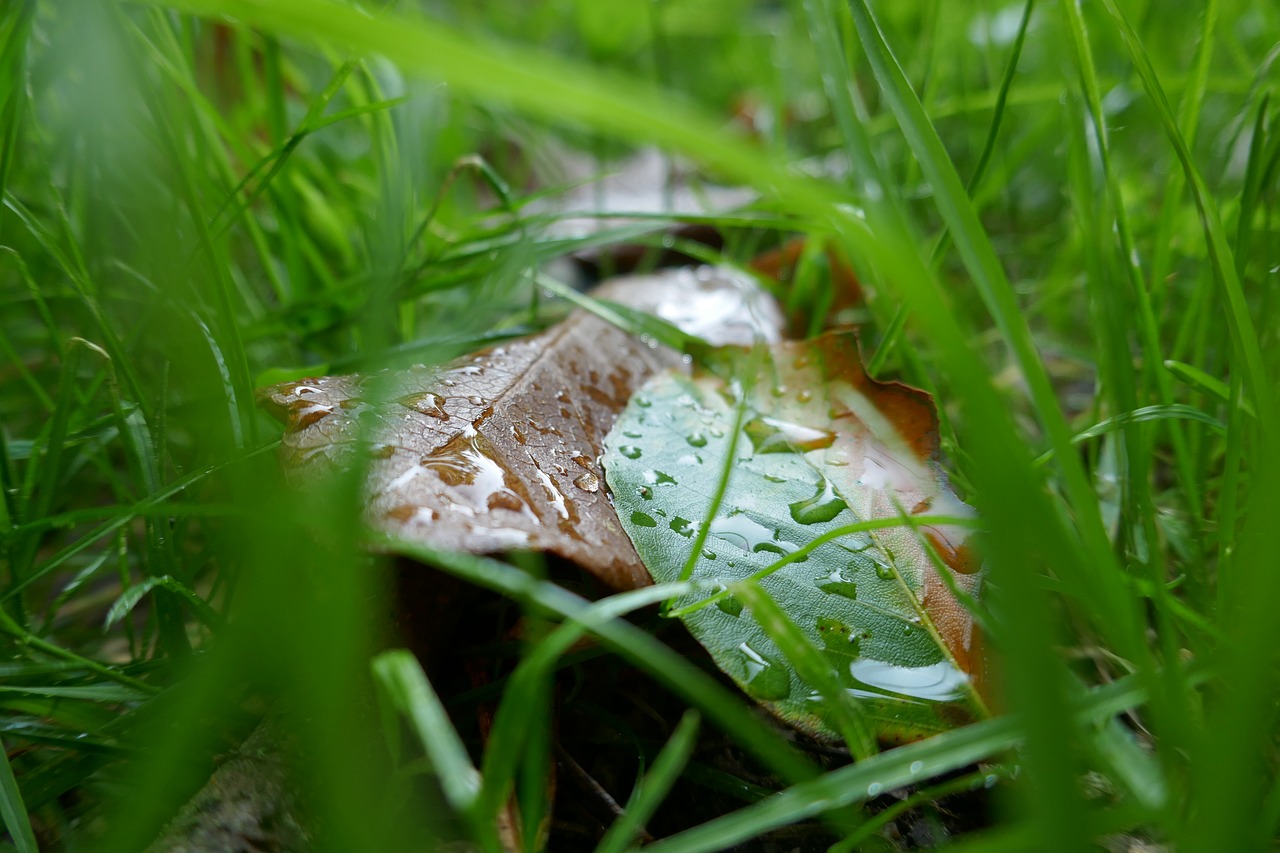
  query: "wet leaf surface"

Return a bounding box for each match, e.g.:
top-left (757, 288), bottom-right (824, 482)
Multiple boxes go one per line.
top-left (257, 268), bottom-right (783, 590)
top-left (602, 334), bottom-right (987, 741)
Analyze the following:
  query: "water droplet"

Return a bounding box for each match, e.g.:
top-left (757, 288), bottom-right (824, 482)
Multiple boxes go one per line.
top-left (702, 548), bottom-right (717, 560)
top-left (687, 433), bottom-right (708, 447)
top-left (815, 617), bottom-right (859, 652)
top-left (789, 477), bottom-right (848, 525)
top-left (630, 511), bottom-right (658, 528)
top-left (467, 395), bottom-right (486, 406)
top-left (458, 365), bottom-right (483, 376)
top-left (716, 594), bottom-right (743, 617)
top-left (669, 517), bottom-right (695, 537)
top-left (654, 471), bottom-right (677, 485)
top-left (797, 389), bottom-right (813, 403)
top-left (710, 513), bottom-right (803, 560)
top-left (635, 397), bottom-right (652, 408)
top-left (909, 761), bottom-right (924, 775)
top-left (623, 430), bottom-right (642, 438)
top-left (763, 474), bottom-right (786, 483)
top-left (847, 659), bottom-right (970, 702)
top-left (619, 445), bottom-right (643, 460)
top-left (737, 643), bottom-right (790, 700)
top-left (867, 782), bottom-right (883, 797)
top-left (399, 392), bottom-right (449, 421)
top-left (744, 416), bottom-right (835, 454)
top-left (874, 562), bottom-right (895, 580)
top-left (573, 472), bottom-right (599, 493)
top-left (637, 486), bottom-right (653, 500)
top-left (815, 570), bottom-right (858, 599)
top-left (984, 774), bottom-right (998, 789)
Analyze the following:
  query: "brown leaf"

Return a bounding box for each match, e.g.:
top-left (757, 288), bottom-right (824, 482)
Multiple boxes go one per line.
top-left (257, 268), bottom-right (783, 591)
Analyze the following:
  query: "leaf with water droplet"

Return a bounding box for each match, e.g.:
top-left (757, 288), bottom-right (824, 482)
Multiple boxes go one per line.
top-left (257, 268), bottom-right (783, 591)
top-left (603, 332), bottom-right (987, 742)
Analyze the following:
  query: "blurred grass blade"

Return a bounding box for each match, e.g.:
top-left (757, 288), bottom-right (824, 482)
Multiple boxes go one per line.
top-left (1095, 0), bottom-right (1275, 431)
top-left (372, 650), bottom-right (482, 814)
top-left (0, 737), bottom-right (37, 853)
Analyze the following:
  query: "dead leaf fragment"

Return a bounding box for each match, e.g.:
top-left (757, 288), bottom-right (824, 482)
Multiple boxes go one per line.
top-left (258, 268), bottom-right (783, 591)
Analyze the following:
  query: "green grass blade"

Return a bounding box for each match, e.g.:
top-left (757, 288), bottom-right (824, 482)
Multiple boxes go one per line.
top-left (371, 650), bottom-right (482, 816)
top-left (0, 737), bottom-right (37, 853)
top-left (595, 710), bottom-right (700, 853)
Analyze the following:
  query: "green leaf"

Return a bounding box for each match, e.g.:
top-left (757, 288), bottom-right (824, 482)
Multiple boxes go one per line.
top-left (604, 333), bottom-right (986, 743)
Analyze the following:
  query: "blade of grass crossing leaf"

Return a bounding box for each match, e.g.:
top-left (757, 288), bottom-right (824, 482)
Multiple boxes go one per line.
top-left (827, 4), bottom-right (1125, 849)
top-left (833, 0), bottom-right (1134, 635)
top-left (475, 583), bottom-right (690, 829)
top-left (0, 738), bottom-right (37, 853)
top-left (644, 666), bottom-right (1200, 853)
top-left (595, 710), bottom-right (700, 853)
top-left (379, 541), bottom-right (820, 787)
top-left (729, 583), bottom-right (876, 759)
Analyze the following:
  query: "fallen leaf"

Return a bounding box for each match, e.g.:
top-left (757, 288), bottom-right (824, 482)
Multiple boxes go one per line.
top-left (257, 267), bottom-right (783, 591)
top-left (602, 333), bottom-right (986, 742)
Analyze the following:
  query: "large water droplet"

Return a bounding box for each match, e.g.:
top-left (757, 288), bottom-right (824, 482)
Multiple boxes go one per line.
top-left (654, 471), bottom-right (677, 485)
top-left (847, 659), bottom-right (970, 702)
top-left (399, 392), bottom-right (449, 421)
top-left (744, 416), bottom-right (835, 454)
top-left (669, 517), bottom-right (695, 538)
top-left (619, 445), bottom-right (643, 460)
top-left (572, 472), bottom-right (599, 493)
top-left (687, 433), bottom-right (708, 447)
top-left (710, 513), bottom-right (803, 560)
top-left (815, 570), bottom-right (858, 599)
top-left (789, 477), bottom-right (848, 525)
top-left (716, 589), bottom-right (743, 617)
top-left (737, 643), bottom-right (790, 700)
top-left (630, 511), bottom-right (658, 528)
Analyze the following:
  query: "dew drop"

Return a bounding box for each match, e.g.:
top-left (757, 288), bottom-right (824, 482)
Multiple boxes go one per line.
top-left (909, 761), bottom-right (924, 775)
top-left (637, 486), bottom-right (653, 500)
top-left (573, 472), bottom-right (599, 493)
top-left (398, 392), bottom-right (450, 420)
top-left (867, 782), bottom-right (883, 797)
top-left (715, 586), bottom-right (743, 617)
top-left (789, 477), bottom-right (848, 525)
top-left (630, 511), bottom-right (658, 528)
top-left (702, 548), bottom-right (717, 560)
top-left (623, 429), bottom-right (642, 438)
top-left (619, 445), bottom-right (643, 460)
top-left (744, 416), bottom-right (835, 454)
top-left (635, 397), bottom-right (652, 408)
top-left (815, 570), bottom-right (858, 599)
top-left (687, 433), bottom-right (708, 447)
top-left (669, 517), bottom-right (695, 538)
top-left (737, 643), bottom-right (790, 700)
top-left (654, 471), bottom-right (677, 485)
top-left (874, 563), bottom-right (895, 580)
top-left (466, 395), bottom-right (486, 406)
